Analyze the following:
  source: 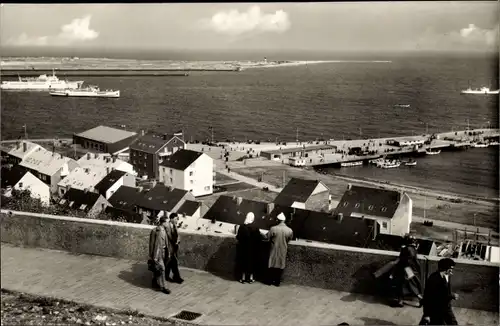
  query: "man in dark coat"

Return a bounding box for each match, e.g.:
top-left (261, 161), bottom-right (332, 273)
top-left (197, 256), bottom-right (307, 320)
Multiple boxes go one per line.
top-left (393, 235), bottom-right (423, 307)
top-left (165, 213), bottom-right (184, 283)
top-left (420, 258), bottom-right (459, 325)
top-left (148, 216), bottom-right (171, 294)
top-left (265, 212), bottom-right (294, 286)
top-left (236, 212), bottom-right (263, 283)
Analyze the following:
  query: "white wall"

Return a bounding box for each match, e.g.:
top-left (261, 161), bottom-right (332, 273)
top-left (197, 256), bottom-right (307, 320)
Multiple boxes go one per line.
top-left (104, 173), bottom-right (136, 199)
top-left (14, 172), bottom-right (51, 206)
top-left (185, 154), bottom-right (214, 197)
top-left (391, 192), bottom-right (412, 236)
top-left (160, 166), bottom-right (185, 190)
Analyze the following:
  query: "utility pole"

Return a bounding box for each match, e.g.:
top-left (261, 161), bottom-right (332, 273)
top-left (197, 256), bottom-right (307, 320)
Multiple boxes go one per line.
top-left (282, 170), bottom-right (286, 188)
top-left (296, 127), bottom-right (299, 144)
top-left (359, 127), bottom-right (362, 139)
top-left (23, 124), bottom-right (28, 139)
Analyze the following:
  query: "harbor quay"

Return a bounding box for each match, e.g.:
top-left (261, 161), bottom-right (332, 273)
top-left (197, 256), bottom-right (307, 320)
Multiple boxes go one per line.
top-left (216, 128), bottom-right (500, 168)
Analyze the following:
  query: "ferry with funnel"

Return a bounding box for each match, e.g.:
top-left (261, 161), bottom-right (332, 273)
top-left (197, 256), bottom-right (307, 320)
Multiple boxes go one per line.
top-left (460, 87), bottom-right (499, 95)
top-left (50, 85), bottom-right (120, 98)
top-left (0, 71), bottom-right (83, 91)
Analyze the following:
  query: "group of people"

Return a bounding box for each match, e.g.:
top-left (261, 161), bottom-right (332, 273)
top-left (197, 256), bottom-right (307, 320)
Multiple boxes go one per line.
top-left (148, 213), bottom-right (184, 295)
top-left (149, 213), bottom-right (459, 325)
top-left (380, 235), bottom-right (459, 325)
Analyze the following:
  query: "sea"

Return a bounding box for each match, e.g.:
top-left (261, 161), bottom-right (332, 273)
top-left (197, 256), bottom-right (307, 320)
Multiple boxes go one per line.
top-left (1, 52), bottom-right (498, 199)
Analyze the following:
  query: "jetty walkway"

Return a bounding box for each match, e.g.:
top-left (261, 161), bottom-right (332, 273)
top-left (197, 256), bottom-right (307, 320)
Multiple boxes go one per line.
top-left (2, 244), bottom-right (497, 325)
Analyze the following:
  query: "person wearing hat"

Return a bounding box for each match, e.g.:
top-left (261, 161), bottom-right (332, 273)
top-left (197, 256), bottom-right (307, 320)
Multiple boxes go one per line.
top-left (148, 216), bottom-right (171, 294)
top-left (236, 212), bottom-right (263, 283)
top-left (265, 212), bottom-right (294, 286)
top-left (165, 212), bottom-right (184, 284)
top-left (392, 234), bottom-right (423, 307)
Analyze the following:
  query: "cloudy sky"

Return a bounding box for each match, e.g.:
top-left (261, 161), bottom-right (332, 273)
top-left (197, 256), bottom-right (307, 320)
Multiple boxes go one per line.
top-left (0, 2), bottom-right (498, 54)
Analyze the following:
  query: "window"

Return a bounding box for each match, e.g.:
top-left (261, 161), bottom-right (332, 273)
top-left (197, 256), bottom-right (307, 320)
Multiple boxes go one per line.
top-left (342, 202), bottom-right (348, 207)
top-left (368, 205), bottom-right (374, 210)
top-left (170, 178), bottom-right (173, 183)
top-left (382, 222), bottom-right (388, 229)
top-left (170, 169), bottom-right (173, 174)
top-left (189, 171), bottom-right (194, 176)
top-left (381, 207), bottom-right (387, 212)
top-left (354, 203), bottom-right (360, 208)
top-left (60, 188), bottom-right (65, 195)
top-left (80, 204), bottom-right (87, 210)
top-left (204, 186), bottom-right (211, 191)
top-left (190, 180), bottom-right (194, 184)
top-left (60, 199), bottom-right (66, 205)
top-left (18, 182), bottom-right (23, 188)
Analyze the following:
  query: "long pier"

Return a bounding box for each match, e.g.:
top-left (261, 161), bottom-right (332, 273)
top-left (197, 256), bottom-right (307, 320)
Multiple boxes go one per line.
top-left (256, 128), bottom-right (499, 167)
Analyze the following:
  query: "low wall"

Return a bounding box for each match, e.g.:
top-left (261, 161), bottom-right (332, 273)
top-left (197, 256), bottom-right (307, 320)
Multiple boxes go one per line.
top-left (1, 210), bottom-right (498, 312)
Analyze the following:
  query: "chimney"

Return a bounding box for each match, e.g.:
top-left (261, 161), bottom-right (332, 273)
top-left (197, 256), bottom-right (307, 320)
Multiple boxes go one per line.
top-left (371, 220), bottom-right (378, 240)
top-left (137, 186), bottom-right (143, 193)
top-left (141, 130), bottom-right (145, 136)
top-left (267, 203), bottom-right (274, 214)
top-left (337, 213), bottom-right (343, 222)
top-left (163, 134), bottom-right (168, 140)
top-left (84, 188), bottom-right (88, 193)
top-left (106, 167), bottom-right (110, 174)
top-left (168, 185), bottom-right (173, 191)
top-left (85, 168), bottom-right (90, 173)
top-left (347, 183), bottom-right (352, 190)
top-left (16, 142), bottom-right (21, 149)
top-left (22, 142), bottom-right (27, 153)
top-left (113, 157), bottom-right (116, 163)
top-left (236, 197), bottom-right (243, 205)
top-left (87, 153), bottom-right (91, 160)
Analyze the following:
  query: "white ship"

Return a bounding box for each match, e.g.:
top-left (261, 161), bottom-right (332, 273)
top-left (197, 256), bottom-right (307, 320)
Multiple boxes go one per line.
top-left (472, 142), bottom-right (489, 148)
top-left (340, 161), bottom-right (363, 167)
top-left (49, 84), bottom-right (120, 98)
top-left (405, 159), bottom-right (417, 166)
top-left (377, 159), bottom-right (401, 169)
top-left (460, 87), bottom-right (499, 95)
top-left (0, 71), bottom-right (83, 91)
top-left (425, 149), bottom-right (441, 155)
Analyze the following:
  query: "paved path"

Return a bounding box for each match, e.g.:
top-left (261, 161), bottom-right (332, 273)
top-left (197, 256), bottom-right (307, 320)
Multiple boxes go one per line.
top-left (1, 244), bottom-right (497, 325)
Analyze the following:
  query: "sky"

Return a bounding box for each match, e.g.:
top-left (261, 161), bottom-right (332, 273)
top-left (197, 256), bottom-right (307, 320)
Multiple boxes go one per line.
top-left (0, 2), bottom-right (498, 56)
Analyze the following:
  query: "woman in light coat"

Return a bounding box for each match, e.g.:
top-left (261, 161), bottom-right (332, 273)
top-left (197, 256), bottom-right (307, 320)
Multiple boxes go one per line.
top-left (266, 212), bottom-right (294, 286)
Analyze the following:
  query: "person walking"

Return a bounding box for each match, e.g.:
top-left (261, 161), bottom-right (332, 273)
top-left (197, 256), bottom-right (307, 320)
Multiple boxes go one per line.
top-left (236, 212), bottom-right (262, 283)
top-left (165, 213), bottom-right (184, 284)
top-left (265, 212), bottom-right (293, 286)
top-left (148, 216), bottom-right (171, 294)
top-left (392, 234), bottom-right (423, 307)
top-left (420, 258), bottom-right (459, 325)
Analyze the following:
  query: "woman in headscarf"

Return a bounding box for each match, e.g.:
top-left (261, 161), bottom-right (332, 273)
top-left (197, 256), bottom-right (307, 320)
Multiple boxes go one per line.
top-left (392, 234), bottom-right (423, 307)
top-left (236, 212), bottom-right (262, 283)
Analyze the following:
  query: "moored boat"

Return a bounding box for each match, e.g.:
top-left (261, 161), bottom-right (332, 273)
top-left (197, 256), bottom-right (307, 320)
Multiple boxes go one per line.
top-left (0, 70), bottom-right (83, 91)
top-left (425, 149), bottom-right (441, 155)
top-left (50, 84), bottom-right (120, 98)
top-left (341, 161), bottom-right (363, 167)
top-left (460, 86), bottom-right (499, 95)
top-left (405, 159), bottom-right (417, 166)
top-left (472, 142), bottom-right (489, 148)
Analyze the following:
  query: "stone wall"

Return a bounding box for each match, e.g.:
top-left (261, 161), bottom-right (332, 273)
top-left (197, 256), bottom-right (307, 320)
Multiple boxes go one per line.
top-left (1, 210), bottom-right (498, 312)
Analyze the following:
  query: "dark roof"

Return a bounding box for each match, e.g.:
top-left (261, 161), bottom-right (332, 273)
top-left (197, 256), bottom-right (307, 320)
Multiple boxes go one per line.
top-left (274, 178), bottom-right (327, 206)
top-left (367, 234), bottom-right (436, 255)
top-left (60, 188), bottom-right (101, 212)
top-left (176, 200), bottom-right (201, 216)
top-left (204, 195), bottom-right (277, 230)
top-left (104, 206), bottom-right (143, 224)
top-left (159, 149), bottom-right (203, 171)
top-left (136, 184), bottom-right (188, 212)
top-left (335, 185), bottom-right (401, 219)
top-left (94, 170), bottom-right (127, 195)
top-left (1, 165), bottom-right (27, 188)
top-left (129, 132), bottom-right (180, 154)
top-left (108, 185), bottom-right (141, 211)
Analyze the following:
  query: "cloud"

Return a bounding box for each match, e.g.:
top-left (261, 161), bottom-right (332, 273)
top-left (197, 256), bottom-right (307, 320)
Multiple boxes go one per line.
top-left (201, 6), bottom-right (291, 36)
top-left (5, 15), bottom-right (99, 46)
top-left (459, 24), bottom-right (498, 46)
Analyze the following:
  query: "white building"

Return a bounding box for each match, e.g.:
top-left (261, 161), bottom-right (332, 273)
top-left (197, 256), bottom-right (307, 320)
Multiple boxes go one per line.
top-left (6, 171), bottom-right (51, 206)
top-left (335, 184), bottom-right (412, 236)
top-left (94, 169), bottom-right (136, 199)
top-left (20, 147), bottom-right (79, 194)
top-left (57, 166), bottom-right (109, 197)
top-left (159, 149), bottom-right (214, 197)
top-left (5, 140), bottom-right (42, 164)
top-left (77, 152), bottom-right (136, 176)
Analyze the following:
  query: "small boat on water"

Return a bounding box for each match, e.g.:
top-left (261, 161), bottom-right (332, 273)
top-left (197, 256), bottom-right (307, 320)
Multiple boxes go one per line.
top-left (50, 84), bottom-right (120, 98)
top-left (341, 161), bottom-right (363, 167)
top-left (377, 159), bottom-right (401, 169)
top-left (405, 159), bottom-right (417, 166)
top-left (425, 149), bottom-right (441, 155)
top-left (472, 142), bottom-right (489, 148)
top-left (460, 87), bottom-right (499, 95)
top-left (488, 141), bottom-right (499, 146)
top-left (394, 104), bottom-right (411, 108)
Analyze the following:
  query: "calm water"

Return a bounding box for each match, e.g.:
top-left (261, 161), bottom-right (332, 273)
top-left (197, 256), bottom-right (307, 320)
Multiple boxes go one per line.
top-left (1, 55), bottom-right (498, 198)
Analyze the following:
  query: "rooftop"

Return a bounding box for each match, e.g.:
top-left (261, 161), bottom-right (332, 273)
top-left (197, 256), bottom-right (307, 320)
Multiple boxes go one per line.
top-left (94, 170), bottom-right (127, 195)
top-left (274, 178), bottom-right (329, 206)
top-left (1, 165), bottom-right (28, 188)
top-left (59, 188), bottom-right (102, 212)
top-left (20, 148), bottom-right (74, 176)
top-left (77, 152), bottom-right (131, 170)
top-left (176, 200), bottom-right (201, 216)
top-left (75, 126), bottom-right (137, 144)
top-left (57, 166), bottom-right (108, 191)
top-left (6, 140), bottom-right (41, 160)
top-left (108, 185), bottom-right (141, 211)
top-left (130, 132), bottom-right (182, 154)
top-left (104, 206), bottom-right (143, 224)
top-left (136, 184), bottom-right (189, 212)
top-left (159, 149), bottom-right (204, 171)
top-left (335, 185), bottom-right (401, 219)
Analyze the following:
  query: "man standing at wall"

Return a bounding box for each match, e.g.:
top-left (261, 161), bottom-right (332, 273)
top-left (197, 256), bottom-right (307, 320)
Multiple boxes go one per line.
top-left (420, 258), bottom-right (459, 325)
top-left (165, 213), bottom-right (184, 284)
top-left (266, 212), bottom-right (294, 287)
top-left (148, 216), bottom-right (171, 294)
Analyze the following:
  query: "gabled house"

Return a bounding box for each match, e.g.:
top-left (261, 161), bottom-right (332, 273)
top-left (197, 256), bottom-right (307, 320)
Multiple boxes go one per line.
top-left (135, 183), bottom-right (194, 223)
top-left (129, 131), bottom-right (185, 180)
top-left (106, 185), bottom-right (143, 223)
top-left (12, 172), bottom-right (51, 206)
top-left (58, 188), bottom-right (110, 219)
top-left (3, 140), bottom-right (42, 165)
top-left (334, 184), bottom-right (412, 236)
top-left (94, 169), bottom-right (136, 199)
top-left (1, 165), bottom-right (28, 189)
top-left (19, 148), bottom-right (79, 194)
top-left (77, 152), bottom-right (136, 176)
top-left (159, 149), bottom-right (214, 197)
top-left (175, 200), bottom-right (202, 218)
top-left (57, 166), bottom-right (109, 197)
top-left (273, 178), bottom-right (330, 211)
